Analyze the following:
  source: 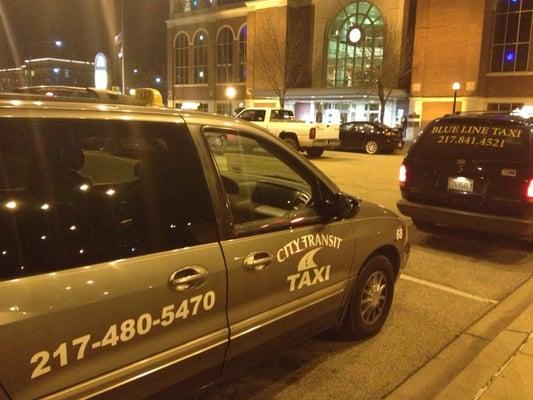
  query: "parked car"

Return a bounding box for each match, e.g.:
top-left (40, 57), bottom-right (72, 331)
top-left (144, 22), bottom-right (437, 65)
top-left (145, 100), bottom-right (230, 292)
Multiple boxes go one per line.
top-left (236, 107), bottom-right (340, 157)
top-left (339, 121), bottom-right (404, 154)
top-left (0, 94), bottom-right (409, 400)
top-left (397, 111), bottom-right (533, 239)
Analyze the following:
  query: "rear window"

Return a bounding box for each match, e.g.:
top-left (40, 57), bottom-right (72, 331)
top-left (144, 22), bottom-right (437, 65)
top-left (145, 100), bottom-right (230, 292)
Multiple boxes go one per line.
top-left (238, 109), bottom-right (266, 122)
top-left (270, 110), bottom-right (294, 121)
top-left (411, 120), bottom-right (530, 163)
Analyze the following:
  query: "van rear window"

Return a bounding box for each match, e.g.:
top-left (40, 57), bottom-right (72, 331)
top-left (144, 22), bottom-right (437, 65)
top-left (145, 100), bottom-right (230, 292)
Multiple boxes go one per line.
top-left (412, 121), bottom-right (530, 162)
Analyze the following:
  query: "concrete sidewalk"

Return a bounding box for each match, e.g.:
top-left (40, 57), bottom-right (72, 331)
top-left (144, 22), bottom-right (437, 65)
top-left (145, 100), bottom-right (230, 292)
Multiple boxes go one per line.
top-left (386, 277), bottom-right (533, 400)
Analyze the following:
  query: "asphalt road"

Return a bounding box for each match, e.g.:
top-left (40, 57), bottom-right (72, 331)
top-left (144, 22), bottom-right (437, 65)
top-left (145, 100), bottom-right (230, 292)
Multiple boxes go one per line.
top-left (191, 149), bottom-right (532, 400)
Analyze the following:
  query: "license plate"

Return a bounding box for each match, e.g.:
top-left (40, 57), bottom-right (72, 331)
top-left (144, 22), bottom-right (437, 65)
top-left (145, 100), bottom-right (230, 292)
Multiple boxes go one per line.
top-left (447, 177), bottom-right (474, 193)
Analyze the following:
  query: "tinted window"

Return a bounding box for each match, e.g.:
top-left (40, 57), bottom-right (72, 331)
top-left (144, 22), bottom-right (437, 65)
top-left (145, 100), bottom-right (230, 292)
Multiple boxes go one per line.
top-left (0, 119), bottom-right (217, 280)
top-left (411, 120), bottom-right (530, 163)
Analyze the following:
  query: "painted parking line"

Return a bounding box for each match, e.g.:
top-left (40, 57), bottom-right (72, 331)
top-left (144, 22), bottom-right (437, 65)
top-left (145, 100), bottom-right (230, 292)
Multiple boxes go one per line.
top-left (400, 274), bottom-right (499, 305)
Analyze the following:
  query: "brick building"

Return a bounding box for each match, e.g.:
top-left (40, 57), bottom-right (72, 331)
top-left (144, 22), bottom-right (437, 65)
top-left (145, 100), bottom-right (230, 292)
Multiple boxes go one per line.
top-left (166, 0), bottom-right (414, 126)
top-left (410, 0), bottom-right (533, 137)
top-left (0, 58), bottom-right (95, 92)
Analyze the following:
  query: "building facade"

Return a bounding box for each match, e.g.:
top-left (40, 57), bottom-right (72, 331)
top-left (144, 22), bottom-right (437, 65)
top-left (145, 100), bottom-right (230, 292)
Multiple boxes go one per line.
top-left (0, 58), bottom-right (95, 91)
top-left (410, 0), bottom-right (533, 137)
top-left (166, 0), bottom-right (414, 126)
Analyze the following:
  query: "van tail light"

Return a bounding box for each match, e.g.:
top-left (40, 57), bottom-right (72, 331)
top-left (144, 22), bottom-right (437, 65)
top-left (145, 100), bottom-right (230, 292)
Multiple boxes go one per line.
top-left (527, 179), bottom-right (533, 202)
top-left (309, 127), bottom-right (316, 139)
top-left (399, 165), bottom-right (407, 187)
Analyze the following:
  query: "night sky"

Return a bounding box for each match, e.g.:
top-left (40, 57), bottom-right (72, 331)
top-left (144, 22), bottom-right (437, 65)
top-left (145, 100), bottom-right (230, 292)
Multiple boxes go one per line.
top-left (0, 0), bottom-right (167, 80)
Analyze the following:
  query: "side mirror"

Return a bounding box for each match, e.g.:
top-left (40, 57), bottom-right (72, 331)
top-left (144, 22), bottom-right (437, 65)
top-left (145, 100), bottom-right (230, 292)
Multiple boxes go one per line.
top-left (323, 193), bottom-right (360, 220)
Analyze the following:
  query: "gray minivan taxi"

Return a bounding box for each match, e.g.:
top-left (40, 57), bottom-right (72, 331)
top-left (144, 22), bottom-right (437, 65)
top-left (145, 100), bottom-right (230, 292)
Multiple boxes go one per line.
top-left (0, 95), bottom-right (409, 399)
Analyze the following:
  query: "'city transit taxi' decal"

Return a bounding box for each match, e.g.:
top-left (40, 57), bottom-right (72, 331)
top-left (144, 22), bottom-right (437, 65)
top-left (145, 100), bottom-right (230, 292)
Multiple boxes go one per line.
top-left (429, 124), bottom-right (523, 149)
top-left (287, 247), bottom-right (331, 292)
top-left (276, 234), bottom-right (342, 263)
top-left (276, 234), bottom-right (342, 292)
top-left (29, 291), bottom-right (216, 380)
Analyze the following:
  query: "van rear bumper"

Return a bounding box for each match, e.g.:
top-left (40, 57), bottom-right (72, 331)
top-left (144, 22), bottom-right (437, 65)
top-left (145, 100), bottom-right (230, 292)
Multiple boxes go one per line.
top-left (397, 199), bottom-right (533, 236)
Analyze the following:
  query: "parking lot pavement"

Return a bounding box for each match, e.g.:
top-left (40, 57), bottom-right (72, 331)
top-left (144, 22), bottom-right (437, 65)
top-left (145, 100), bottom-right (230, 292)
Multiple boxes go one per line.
top-left (194, 278), bottom-right (490, 400)
top-left (191, 150), bottom-right (532, 400)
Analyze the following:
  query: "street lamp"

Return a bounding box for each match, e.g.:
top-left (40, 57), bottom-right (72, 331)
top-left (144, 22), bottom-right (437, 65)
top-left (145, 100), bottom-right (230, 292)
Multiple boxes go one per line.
top-left (28, 40), bottom-right (63, 85)
top-left (225, 86), bottom-right (236, 115)
top-left (452, 82), bottom-right (461, 114)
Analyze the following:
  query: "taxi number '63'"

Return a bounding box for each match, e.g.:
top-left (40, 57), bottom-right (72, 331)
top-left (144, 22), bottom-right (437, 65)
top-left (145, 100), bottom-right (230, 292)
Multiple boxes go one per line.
top-left (29, 291), bottom-right (216, 380)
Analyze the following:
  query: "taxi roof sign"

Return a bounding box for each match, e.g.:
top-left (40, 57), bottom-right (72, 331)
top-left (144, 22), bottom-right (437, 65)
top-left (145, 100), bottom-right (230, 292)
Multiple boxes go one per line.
top-left (134, 88), bottom-right (163, 107)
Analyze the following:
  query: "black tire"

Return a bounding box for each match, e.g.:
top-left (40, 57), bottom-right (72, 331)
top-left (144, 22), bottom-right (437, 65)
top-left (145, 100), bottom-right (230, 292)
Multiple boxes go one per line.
top-left (283, 137), bottom-right (299, 152)
top-left (364, 140), bottom-right (380, 154)
top-left (306, 147), bottom-right (324, 158)
top-left (338, 255), bottom-right (394, 340)
top-left (412, 218), bottom-right (436, 232)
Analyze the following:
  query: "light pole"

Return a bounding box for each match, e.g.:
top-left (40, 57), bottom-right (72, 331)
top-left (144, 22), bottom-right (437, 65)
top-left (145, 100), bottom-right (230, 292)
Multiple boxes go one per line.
top-left (452, 82), bottom-right (461, 114)
top-left (28, 40), bottom-right (63, 85)
top-left (120, 0), bottom-right (125, 94)
top-left (225, 86), bottom-right (236, 115)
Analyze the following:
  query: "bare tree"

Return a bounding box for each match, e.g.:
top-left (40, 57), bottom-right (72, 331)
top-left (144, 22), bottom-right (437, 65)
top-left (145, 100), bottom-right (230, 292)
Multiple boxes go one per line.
top-left (359, 31), bottom-right (412, 123)
top-left (254, 10), bottom-right (311, 108)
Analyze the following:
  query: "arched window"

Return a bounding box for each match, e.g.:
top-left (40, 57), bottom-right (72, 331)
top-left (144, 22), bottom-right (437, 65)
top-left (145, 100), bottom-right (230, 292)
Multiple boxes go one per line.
top-left (217, 27), bottom-right (234, 83)
top-left (490, 0), bottom-right (532, 72)
top-left (326, 1), bottom-right (385, 88)
top-left (174, 33), bottom-right (189, 85)
top-left (238, 25), bottom-right (247, 82)
top-left (193, 31), bottom-right (208, 84)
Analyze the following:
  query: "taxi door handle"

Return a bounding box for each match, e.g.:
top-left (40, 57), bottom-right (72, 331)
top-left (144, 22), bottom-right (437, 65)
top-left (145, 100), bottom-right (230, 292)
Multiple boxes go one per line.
top-left (168, 266), bottom-right (208, 291)
top-left (243, 251), bottom-right (273, 271)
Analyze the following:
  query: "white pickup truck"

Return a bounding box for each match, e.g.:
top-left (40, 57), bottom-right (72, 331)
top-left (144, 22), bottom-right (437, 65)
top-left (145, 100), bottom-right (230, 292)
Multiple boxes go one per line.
top-left (236, 108), bottom-right (340, 157)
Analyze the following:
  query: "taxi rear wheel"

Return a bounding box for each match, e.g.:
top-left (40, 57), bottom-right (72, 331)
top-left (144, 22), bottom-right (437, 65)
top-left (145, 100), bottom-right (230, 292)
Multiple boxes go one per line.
top-left (412, 218), bottom-right (436, 232)
top-left (339, 255), bottom-right (394, 339)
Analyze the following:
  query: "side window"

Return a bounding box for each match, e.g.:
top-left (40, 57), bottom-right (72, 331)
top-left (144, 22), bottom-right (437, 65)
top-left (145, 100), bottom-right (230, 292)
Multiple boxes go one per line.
top-left (271, 110), bottom-right (294, 121)
top-left (270, 110), bottom-right (281, 120)
top-left (239, 110), bottom-right (265, 122)
top-left (203, 129), bottom-right (318, 233)
top-left (0, 119), bottom-right (217, 280)
top-left (345, 123), bottom-right (355, 131)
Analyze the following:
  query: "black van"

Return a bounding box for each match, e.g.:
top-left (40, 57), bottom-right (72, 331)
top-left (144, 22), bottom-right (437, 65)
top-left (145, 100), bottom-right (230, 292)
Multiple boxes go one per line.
top-left (397, 112), bottom-right (533, 238)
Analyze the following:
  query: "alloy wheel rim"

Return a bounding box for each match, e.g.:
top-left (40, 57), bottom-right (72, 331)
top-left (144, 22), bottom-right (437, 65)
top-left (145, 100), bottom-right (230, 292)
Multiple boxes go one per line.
top-left (360, 271), bottom-right (387, 325)
top-left (366, 141), bottom-right (377, 154)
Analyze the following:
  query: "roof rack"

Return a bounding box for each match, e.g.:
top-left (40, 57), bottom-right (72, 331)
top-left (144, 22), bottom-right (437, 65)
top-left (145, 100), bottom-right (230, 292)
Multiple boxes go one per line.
top-left (442, 109), bottom-right (531, 120)
top-left (1, 86), bottom-right (145, 106)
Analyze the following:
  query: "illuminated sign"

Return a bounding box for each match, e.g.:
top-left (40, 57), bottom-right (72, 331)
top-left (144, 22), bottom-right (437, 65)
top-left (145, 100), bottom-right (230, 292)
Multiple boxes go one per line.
top-left (94, 53), bottom-right (108, 89)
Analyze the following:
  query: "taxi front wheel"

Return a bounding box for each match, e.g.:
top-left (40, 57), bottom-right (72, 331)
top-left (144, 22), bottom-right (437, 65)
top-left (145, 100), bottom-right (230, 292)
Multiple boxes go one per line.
top-left (339, 255), bottom-right (394, 339)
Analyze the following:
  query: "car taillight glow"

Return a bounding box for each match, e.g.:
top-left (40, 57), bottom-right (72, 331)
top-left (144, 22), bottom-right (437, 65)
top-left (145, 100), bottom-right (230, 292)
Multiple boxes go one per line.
top-left (309, 127), bottom-right (316, 139)
top-left (399, 165), bottom-right (407, 185)
top-left (527, 179), bottom-right (533, 200)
